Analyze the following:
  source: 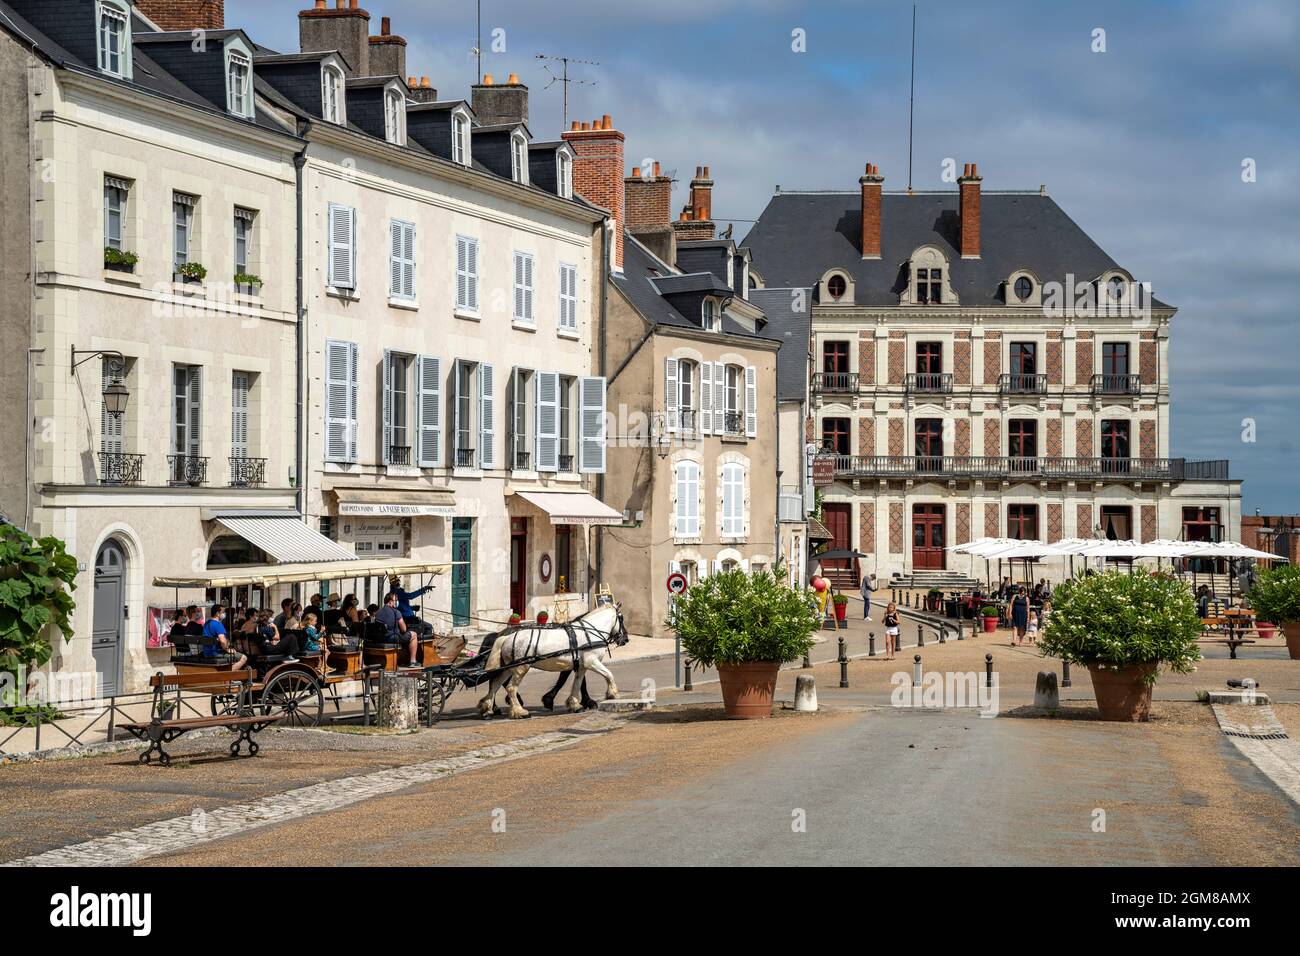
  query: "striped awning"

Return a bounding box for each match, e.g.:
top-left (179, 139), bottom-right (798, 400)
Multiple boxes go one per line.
top-left (207, 511), bottom-right (357, 564)
top-left (511, 490), bottom-right (623, 526)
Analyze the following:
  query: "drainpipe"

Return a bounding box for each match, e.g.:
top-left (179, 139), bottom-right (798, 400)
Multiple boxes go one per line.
top-left (595, 218), bottom-right (609, 599)
top-left (294, 135), bottom-right (309, 522)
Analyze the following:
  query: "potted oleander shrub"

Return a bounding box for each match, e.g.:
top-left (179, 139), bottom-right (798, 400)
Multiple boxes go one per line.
top-left (669, 567), bottom-right (818, 718)
top-left (981, 605), bottom-right (999, 633)
top-left (831, 592), bottom-right (848, 626)
top-left (175, 261), bottom-right (207, 285)
top-left (1247, 565), bottom-right (1300, 659)
top-left (104, 247), bottom-right (139, 273)
top-left (1038, 570), bottom-right (1202, 721)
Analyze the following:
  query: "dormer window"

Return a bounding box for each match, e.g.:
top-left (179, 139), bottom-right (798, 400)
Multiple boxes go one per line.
top-left (226, 48), bottom-right (252, 119)
top-left (702, 298), bottom-right (721, 332)
top-left (557, 150), bottom-right (574, 199)
top-left (452, 111), bottom-right (470, 166)
top-left (827, 274), bottom-right (847, 300)
top-left (917, 268), bottom-right (942, 304)
top-left (96, 1), bottom-right (131, 79)
top-left (511, 132), bottom-right (529, 185)
top-left (321, 64), bottom-right (344, 124)
top-left (384, 87), bottom-right (406, 145)
top-left (1106, 275), bottom-right (1126, 302)
top-left (905, 246), bottom-right (955, 306)
top-left (1013, 276), bottom-right (1033, 301)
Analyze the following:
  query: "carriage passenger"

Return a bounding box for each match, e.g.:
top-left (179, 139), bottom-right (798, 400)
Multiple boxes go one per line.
top-left (375, 591), bottom-right (418, 665)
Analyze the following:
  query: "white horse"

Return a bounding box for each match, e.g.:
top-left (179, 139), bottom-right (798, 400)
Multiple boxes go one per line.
top-left (476, 605), bottom-right (628, 719)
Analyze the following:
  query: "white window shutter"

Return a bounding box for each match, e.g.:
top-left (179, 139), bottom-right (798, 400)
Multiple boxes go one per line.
top-left (479, 362), bottom-right (495, 469)
top-left (402, 222), bottom-right (415, 298)
top-left (457, 236), bottom-right (478, 311)
top-left (716, 364), bottom-right (728, 432)
top-left (665, 358), bottom-right (679, 433)
top-left (524, 255), bottom-right (534, 320)
top-left (187, 367), bottom-right (202, 457)
top-left (325, 341), bottom-right (348, 461)
top-left (346, 342), bottom-right (359, 461)
top-left (380, 350), bottom-right (393, 465)
top-left (745, 365), bottom-right (758, 437)
top-left (328, 204), bottom-right (355, 289)
top-left (451, 359), bottom-right (462, 460)
top-left (231, 371), bottom-right (249, 458)
top-left (417, 355), bottom-right (441, 467)
top-left (513, 252), bottom-right (525, 320)
top-left (700, 363), bottom-right (714, 435)
top-left (559, 263), bottom-right (577, 330)
top-left (389, 221), bottom-right (402, 297)
top-left (102, 360), bottom-right (124, 454)
top-left (535, 370), bottom-right (559, 472)
top-left (578, 376), bottom-right (606, 474)
top-left (466, 238), bottom-right (478, 310)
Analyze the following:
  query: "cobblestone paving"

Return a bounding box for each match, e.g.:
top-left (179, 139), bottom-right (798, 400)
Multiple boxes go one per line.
top-left (2, 731), bottom-right (591, 867)
top-left (1212, 704), bottom-right (1300, 806)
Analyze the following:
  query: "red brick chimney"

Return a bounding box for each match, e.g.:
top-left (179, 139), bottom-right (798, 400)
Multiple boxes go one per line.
top-left (136, 0), bottom-right (225, 31)
top-left (368, 15), bottom-right (407, 79)
top-left (859, 162), bottom-right (884, 259)
top-left (672, 165), bottom-right (715, 241)
top-left (625, 162), bottom-right (675, 264)
top-left (958, 162), bottom-right (982, 259)
top-left (562, 115), bottom-right (625, 271)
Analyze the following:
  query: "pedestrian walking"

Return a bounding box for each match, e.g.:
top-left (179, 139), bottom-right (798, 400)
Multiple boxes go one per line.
top-left (860, 572), bottom-right (877, 620)
top-left (1011, 587), bottom-right (1030, 646)
top-left (883, 602), bottom-right (900, 660)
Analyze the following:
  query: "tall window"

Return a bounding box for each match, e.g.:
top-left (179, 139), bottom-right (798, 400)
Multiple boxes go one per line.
top-left (558, 263), bottom-right (578, 332)
top-left (511, 133), bottom-right (528, 184)
top-left (555, 526), bottom-right (572, 592)
top-left (384, 88), bottom-right (405, 144)
top-left (1102, 342), bottom-right (1130, 376)
top-left (231, 371), bottom-right (251, 460)
top-left (104, 176), bottom-right (129, 251)
top-left (171, 364), bottom-right (202, 480)
top-left (387, 353), bottom-right (411, 459)
top-left (916, 342), bottom-right (943, 374)
top-left (721, 463), bottom-right (746, 537)
top-left (1008, 418), bottom-right (1037, 465)
top-left (101, 357), bottom-right (128, 455)
top-left (917, 268), bottom-right (942, 304)
top-left (676, 360), bottom-right (696, 431)
top-left (511, 367), bottom-right (533, 470)
top-left (97, 2), bottom-right (129, 77)
top-left (452, 112), bottom-right (469, 165)
top-left (455, 361), bottom-right (475, 465)
top-left (226, 49), bottom-right (251, 118)
top-left (1101, 420), bottom-right (1130, 459)
top-left (321, 65), bottom-right (343, 124)
top-left (674, 461), bottom-right (701, 537)
top-left (173, 193), bottom-right (195, 272)
top-left (557, 151), bottom-right (573, 199)
top-left (702, 298), bottom-right (720, 331)
top-left (513, 251), bottom-right (535, 323)
top-left (822, 417), bottom-right (850, 456)
top-left (822, 341), bottom-right (849, 388)
top-left (1007, 504), bottom-right (1038, 540)
top-left (1010, 342), bottom-right (1037, 374)
top-left (724, 365), bottom-right (743, 434)
top-left (456, 235), bottom-right (479, 313)
top-left (915, 418), bottom-right (943, 471)
top-left (234, 208), bottom-right (255, 277)
top-left (558, 376), bottom-right (575, 471)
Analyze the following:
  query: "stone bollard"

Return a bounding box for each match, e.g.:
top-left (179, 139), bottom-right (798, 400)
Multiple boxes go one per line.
top-left (1061, 659), bottom-right (1071, 688)
top-left (1034, 671), bottom-right (1059, 711)
top-left (378, 671), bottom-right (420, 729)
top-left (794, 674), bottom-right (818, 712)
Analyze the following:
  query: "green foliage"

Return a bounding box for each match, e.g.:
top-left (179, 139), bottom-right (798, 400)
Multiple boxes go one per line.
top-left (1037, 570), bottom-right (1201, 679)
top-left (233, 272), bottom-right (263, 288)
top-left (0, 524), bottom-right (78, 677)
top-left (0, 704), bottom-right (67, 727)
top-left (176, 261), bottom-right (208, 281)
top-left (669, 568), bottom-right (818, 667)
top-left (104, 247), bottom-right (139, 268)
top-left (981, 605), bottom-right (998, 616)
top-left (1247, 564), bottom-right (1300, 623)
top-left (832, 593), bottom-right (848, 605)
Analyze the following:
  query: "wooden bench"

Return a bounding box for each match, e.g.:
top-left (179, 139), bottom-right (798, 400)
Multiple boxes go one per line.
top-left (119, 670), bottom-right (283, 766)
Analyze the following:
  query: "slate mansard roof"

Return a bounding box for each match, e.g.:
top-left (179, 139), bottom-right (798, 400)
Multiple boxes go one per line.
top-left (747, 288), bottom-right (811, 403)
top-left (741, 190), bottom-right (1173, 311)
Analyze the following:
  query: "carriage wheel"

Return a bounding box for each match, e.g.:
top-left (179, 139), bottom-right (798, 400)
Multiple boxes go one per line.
top-left (417, 676), bottom-right (452, 723)
top-left (261, 671), bottom-right (324, 727)
top-left (210, 693), bottom-right (240, 717)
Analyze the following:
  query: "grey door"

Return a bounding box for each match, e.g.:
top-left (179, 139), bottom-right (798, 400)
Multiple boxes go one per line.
top-left (92, 541), bottom-right (126, 697)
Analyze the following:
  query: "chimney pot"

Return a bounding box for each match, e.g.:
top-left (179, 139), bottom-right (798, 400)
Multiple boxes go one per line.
top-left (602, 114), bottom-right (612, 129)
top-left (336, 0), bottom-right (344, 8)
top-left (507, 72), bottom-right (520, 84)
top-left (483, 73), bottom-right (494, 85)
top-left (958, 161), bottom-right (982, 258)
top-left (315, 1), bottom-right (325, 8)
top-left (349, 0), bottom-right (358, 8)
top-left (421, 76), bottom-right (430, 87)
top-left (631, 166), bottom-right (641, 178)
top-left (653, 161), bottom-right (661, 177)
top-left (381, 15), bottom-right (390, 35)
top-left (570, 121), bottom-right (580, 130)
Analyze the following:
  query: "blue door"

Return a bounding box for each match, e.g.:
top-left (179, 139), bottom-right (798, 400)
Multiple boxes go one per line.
top-left (451, 518), bottom-right (472, 626)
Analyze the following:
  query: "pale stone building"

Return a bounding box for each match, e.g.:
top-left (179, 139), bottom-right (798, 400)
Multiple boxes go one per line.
top-left (743, 162), bottom-right (1241, 584)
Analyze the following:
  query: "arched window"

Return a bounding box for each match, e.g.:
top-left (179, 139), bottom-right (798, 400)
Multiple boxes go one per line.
top-left (321, 64), bottom-right (344, 124)
top-left (556, 150), bottom-right (574, 199)
top-left (384, 87), bottom-right (406, 145)
top-left (702, 298), bottom-right (720, 332)
top-left (452, 110), bottom-right (470, 165)
top-left (96, 1), bottom-right (132, 79)
top-left (674, 461), bottom-right (701, 537)
top-left (511, 132), bottom-right (529, 184)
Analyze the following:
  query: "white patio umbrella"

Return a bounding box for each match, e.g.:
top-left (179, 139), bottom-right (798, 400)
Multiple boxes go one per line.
top-left (948, 538), bottom-right (1021, 589)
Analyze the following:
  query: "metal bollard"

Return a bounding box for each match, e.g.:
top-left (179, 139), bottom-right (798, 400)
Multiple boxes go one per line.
top-left (838, 635), bottom-right (848, 688)
top-left (913, 654), bottom-right (922, 686)
top-left (869, 632), bottom-right (876, 657)
top-left (985, 653), bottom-right (994, 689)
top-left (917, 623), bottom-right (925, 648)
top-left (1062, 659), bottom-right (1071, 688)
top-left (957, 619), bottom-right (965, 640)
top-left (939, 625), bottom-right (947, 644)
top-left (683, 659), bottom-right (694, 691)
top-left (905, 591), bottom-right (911, 607)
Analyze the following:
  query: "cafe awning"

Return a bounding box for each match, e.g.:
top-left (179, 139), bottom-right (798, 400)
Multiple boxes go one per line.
top-left (154, 558), bottom-right (451, 590)
top-left (511, 490), bottom-right (623, 526)
top-left (206, 510), bottom-right (357, 563)
top-left (807, 517), bottom-right (834, 541)
top-left (330, 486), bottom-right (456, 517)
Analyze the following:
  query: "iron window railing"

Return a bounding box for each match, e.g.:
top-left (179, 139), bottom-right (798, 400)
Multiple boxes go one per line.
top-left (167, 454), bottom-right (208, 485)
top-left (388, 444), bottom-right (412, 466)
top-left (228, 456), bottom-right (266, 487)
top-left (1091, 373), bottom-right (1141, 395)
top-left (999, 373), bottom-right (1048, 395)
top-left (832, 455), bottom-right (1180, 481)
top-left (559, 453), bottom-right (575, 472)
top-left (514, 448), bottom-right (531, 470)
top-left (812, 372), bottom-right (859, 393)
top-left (722, 410), bottom-right (745, 436)
top-left (905, 372), bottom-right (953, 394)
top-left (455, 447), bottom-right (475, 468)
top-left (99, 452), bottom-right (144, 485)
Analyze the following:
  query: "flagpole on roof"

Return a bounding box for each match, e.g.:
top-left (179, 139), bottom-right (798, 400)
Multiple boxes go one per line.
top-left (907, 3), bottom-right (917, 195)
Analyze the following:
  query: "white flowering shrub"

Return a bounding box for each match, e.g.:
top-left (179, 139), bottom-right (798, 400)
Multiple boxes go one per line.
top-left (1038, 571), bottom-right (1201, 680)
top-left (670, 568), bottom-right (818, 667)
top-left (1248, 565), bottom-right (1300, 623)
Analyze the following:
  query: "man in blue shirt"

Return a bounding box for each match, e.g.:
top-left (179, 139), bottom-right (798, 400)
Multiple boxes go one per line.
top-left (375, 591), bottom-right (418, 666)
top-left (202, 604), bottom-right (247, 669)
top-left (388, 576), bottom-right (433, 637)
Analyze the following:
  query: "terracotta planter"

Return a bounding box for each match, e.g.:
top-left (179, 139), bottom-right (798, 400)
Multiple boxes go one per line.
top-left (1281, 620), bottom-right (1300, 660)
top-left (834, 602), bottom-right (847, 622)
top-left (716, 661), bottom-right (781, 719)
top-left (1256, 622), bottom-right (1276, 641)
top-left (1087, 662), bottom-right (1157, 722)
top-left (982, 615), bottom-right (998, 633)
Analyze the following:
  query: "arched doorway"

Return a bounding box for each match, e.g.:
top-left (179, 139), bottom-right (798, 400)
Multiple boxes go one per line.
top-left (93, 540), bottom-right (127, 697)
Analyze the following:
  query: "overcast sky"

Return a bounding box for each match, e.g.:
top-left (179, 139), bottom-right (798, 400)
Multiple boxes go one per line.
top-left (229, 0), bottom-right (1300, 513)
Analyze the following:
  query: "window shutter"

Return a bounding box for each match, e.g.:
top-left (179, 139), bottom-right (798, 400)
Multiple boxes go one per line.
top-left (389, 221), bottom-right (402, 297)
top-left (402, 223), bottom-right (415, 298)
top-left (536, 370), bottom-right (559, 472)
top-left (456, 237), bottom-right (468, 308)
top-left (231, 371), bottom-right (249, 458)
top-left (465, 238), bottom-right (478, 310)
top-left (716, 364), bottom-right (728, 432)
top-left (700, 362), bottom-right (714, 435)
top-left (187, 367), bottom-right (202, 457)
top-left (687, 464), bottom-right (700, 537)
top-left (346, 341), bottom-right (358, 461)
top-left (380, 350), bottom-right (393, 465)
top-left (451, 359), bottom-right (462, 461)
top-left (325, 341), bottom-right (349, 461)
top-left (479, 362), bottom-right (495, 469)
top-left (513, 253), bottom-right (524, 320)
top-left (578, 375), bottom-right (606, 474)
top-left (524, 255), bottom-right (534, 320)
top-left (559, 263), bottom-right (577, 330)
top-left (101, 360), bottom-right (123, 454)
top-left (328, 204), bottom-right (355, 289)
top-left (745, 364), bottom-right (758, 437)
top-left (665, 358), bottom-right (679, 433)
top-left (417, 355), bottom-right (441, 467)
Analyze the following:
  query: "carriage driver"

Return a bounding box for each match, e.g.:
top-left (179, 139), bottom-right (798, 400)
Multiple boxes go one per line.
top-left (388, 575), bottom-right (434, 638)
top-left (376, 591), bottom-right (419, 666)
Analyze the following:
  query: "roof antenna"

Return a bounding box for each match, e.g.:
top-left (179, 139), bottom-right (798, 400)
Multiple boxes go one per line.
top-left (535, 53), bottom-right (600, 129)
top-left (907, 3), bottom-right (917, 194)
top-left (471, 0), bottom-right (481, 85)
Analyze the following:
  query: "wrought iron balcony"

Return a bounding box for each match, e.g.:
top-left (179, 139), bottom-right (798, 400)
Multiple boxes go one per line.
top-left (812, 372), bottom-right (859, 393)
top-left (1091, 373), bottom-right (1141, 395)
top-left (721, 410), bottom-right (745, 437)
top-left (228, 456), bottom-right (266, 487)
top-left (999, 373), bottom-right (1048, 395)
top-left (670, 408), bottom-right (697, 433)
top-left (905, 372), bottom-right (954, 395)
top-left (559, 453), bottom-right (575, 473)
top-left (99, 452), bottom-right (144, 485)
top-left (830, 455), bottom-right (1182, 481)
top-left (167, 454), bottom-right (208, 485)
top-left (388, 444), bottom-right (412, 466)
top-left (455, 447), bottom-right (475, 468)
top-left (514, 448), bottom-right (531, 471)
